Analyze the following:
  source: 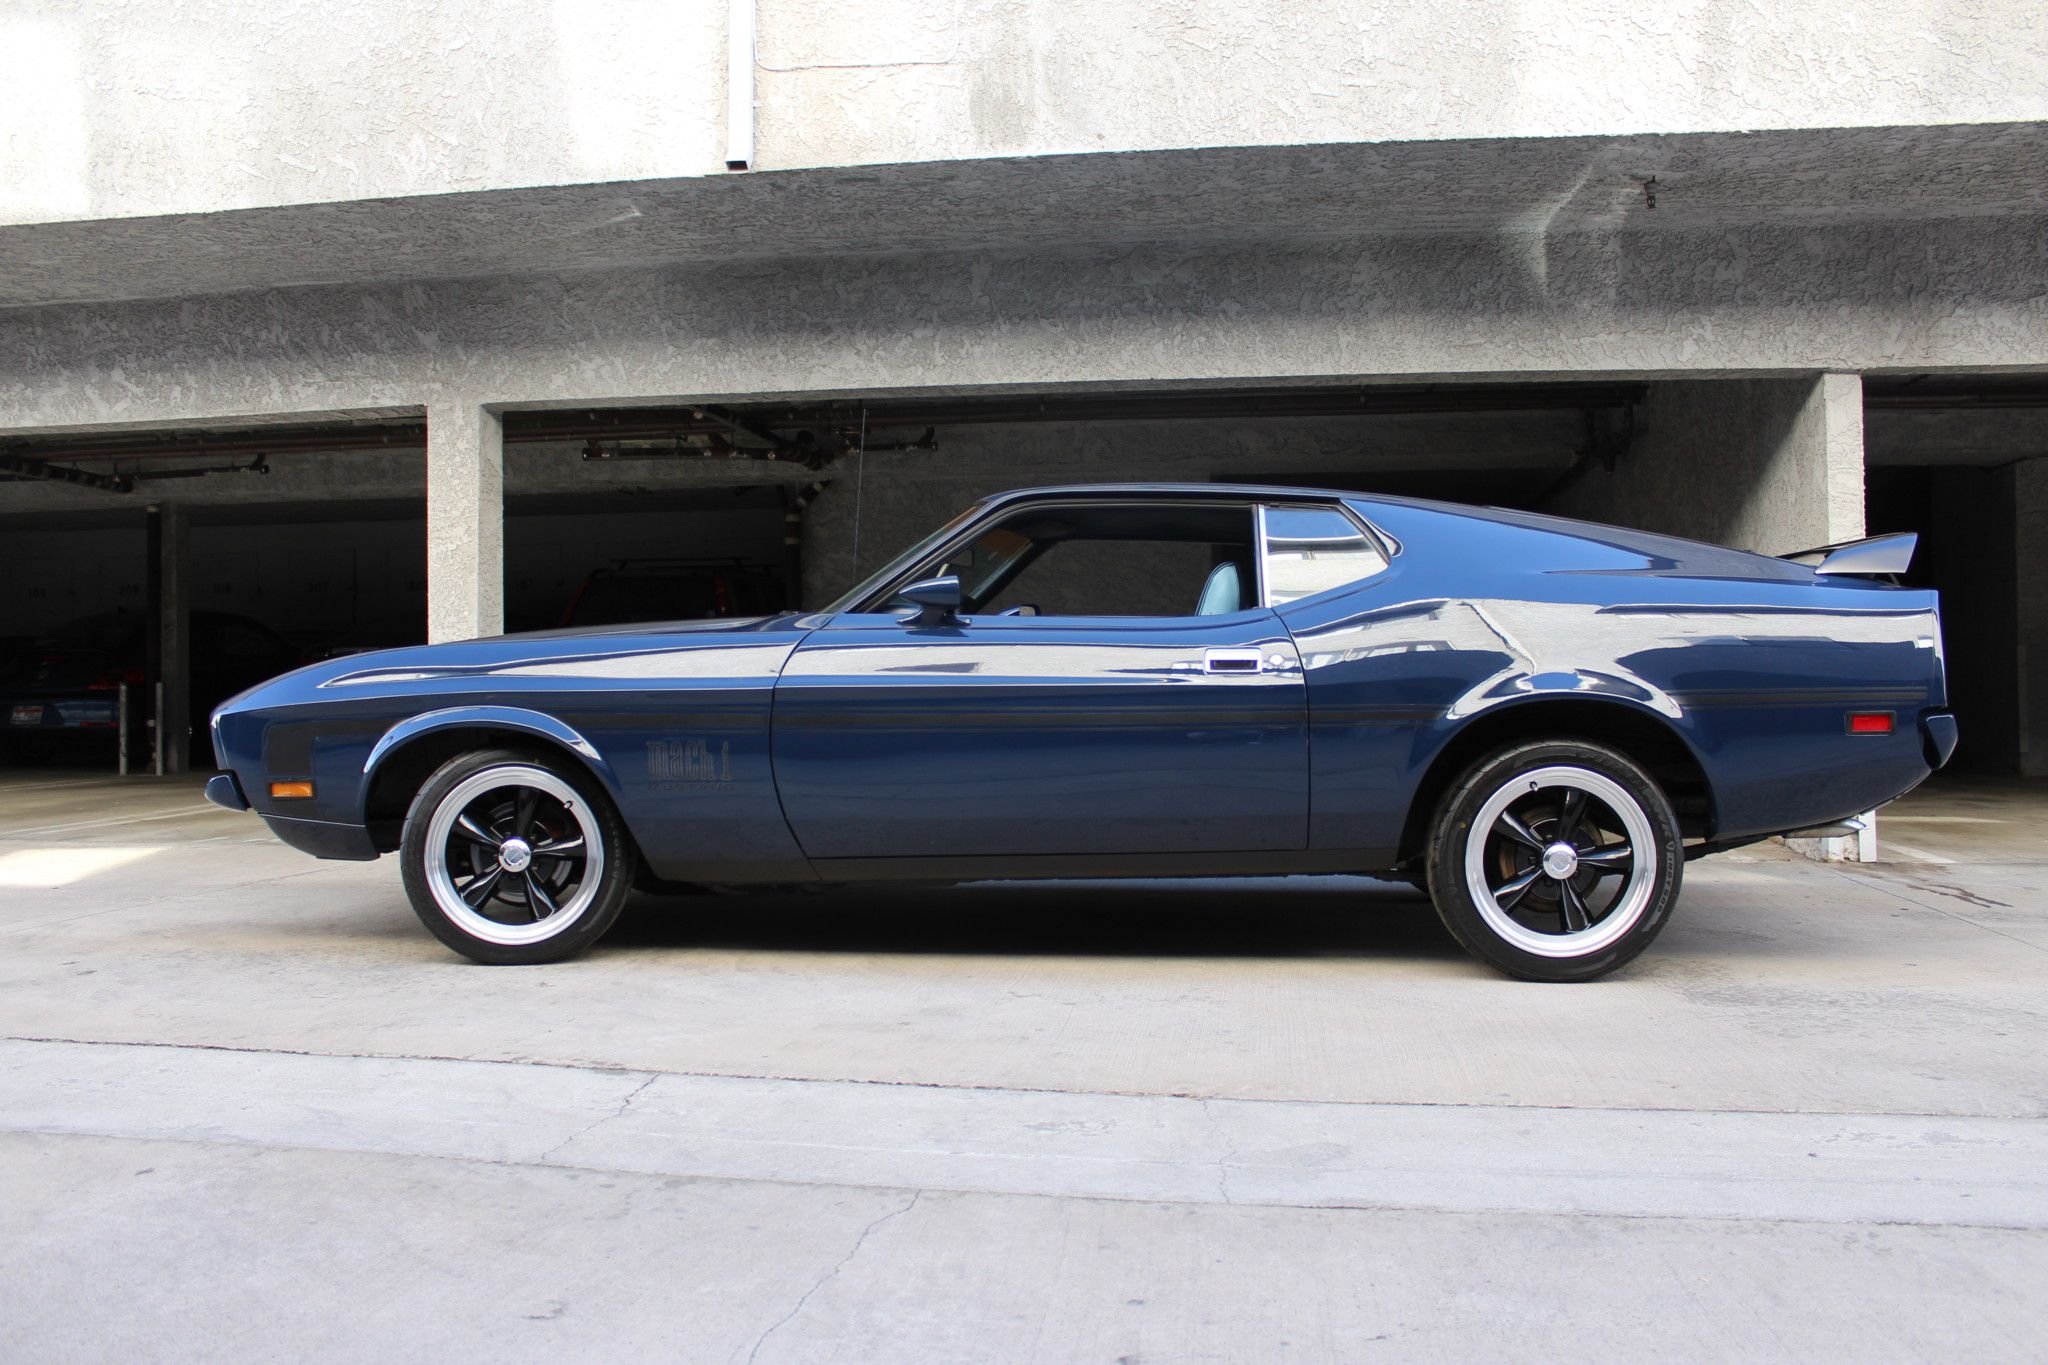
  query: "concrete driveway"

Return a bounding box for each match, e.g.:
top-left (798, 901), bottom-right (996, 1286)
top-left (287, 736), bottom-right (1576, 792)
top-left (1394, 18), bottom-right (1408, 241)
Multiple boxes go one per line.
top-left (1, 770), bottom-right (2043, 1361)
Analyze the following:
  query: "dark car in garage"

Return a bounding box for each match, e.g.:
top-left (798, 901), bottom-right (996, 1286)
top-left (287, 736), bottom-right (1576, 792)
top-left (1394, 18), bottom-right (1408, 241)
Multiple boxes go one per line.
top-left (2, 608), bottom-right (301, 763)
top-left (560, 558), bottom-right (787, 628)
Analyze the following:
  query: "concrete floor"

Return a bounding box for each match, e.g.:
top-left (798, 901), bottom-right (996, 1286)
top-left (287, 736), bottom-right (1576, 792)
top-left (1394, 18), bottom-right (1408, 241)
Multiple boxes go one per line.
top-left (1, 769), bottom-right (2044, 1361)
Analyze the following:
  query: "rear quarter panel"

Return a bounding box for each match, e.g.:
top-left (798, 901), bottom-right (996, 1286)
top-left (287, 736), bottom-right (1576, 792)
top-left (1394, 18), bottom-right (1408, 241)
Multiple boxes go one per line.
top-left (1286, 501), bottom-right (1941, 851)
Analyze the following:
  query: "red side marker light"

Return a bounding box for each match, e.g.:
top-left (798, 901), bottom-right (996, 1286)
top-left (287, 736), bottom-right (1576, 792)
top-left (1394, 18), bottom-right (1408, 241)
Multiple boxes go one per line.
top-left (1847, 712), bottom-right (1894, 736)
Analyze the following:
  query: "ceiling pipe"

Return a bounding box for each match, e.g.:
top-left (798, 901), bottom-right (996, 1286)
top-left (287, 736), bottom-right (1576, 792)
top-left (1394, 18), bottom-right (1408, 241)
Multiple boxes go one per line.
top-left (725, 0), bottom-right (755, 171)
top-left (0, 454), bottom-right (133, 493)
top-left (0, 386), bottom-right (1648, 464)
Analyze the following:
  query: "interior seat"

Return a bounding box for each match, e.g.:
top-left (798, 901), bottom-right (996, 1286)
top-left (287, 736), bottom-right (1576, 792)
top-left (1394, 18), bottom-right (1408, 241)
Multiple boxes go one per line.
top-left (1195, 562), bottom-right (1243, 615)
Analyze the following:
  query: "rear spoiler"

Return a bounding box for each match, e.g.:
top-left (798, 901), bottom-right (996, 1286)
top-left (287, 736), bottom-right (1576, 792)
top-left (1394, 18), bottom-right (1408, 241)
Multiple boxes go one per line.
top-left (1780, 531), bottom-right (1917, 578)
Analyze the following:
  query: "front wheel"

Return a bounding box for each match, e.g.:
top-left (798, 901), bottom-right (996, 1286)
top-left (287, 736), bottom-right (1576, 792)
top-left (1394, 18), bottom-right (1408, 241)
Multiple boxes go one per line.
top-left (1426, 740), bottom-right (1683, 982)
top-left (399, 748), bottom-right (636, 964)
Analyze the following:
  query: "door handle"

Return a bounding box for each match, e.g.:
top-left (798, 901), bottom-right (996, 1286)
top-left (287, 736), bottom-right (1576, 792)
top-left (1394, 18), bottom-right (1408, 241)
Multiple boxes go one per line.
top-left (1203, 648), bottom-right (1264, 675)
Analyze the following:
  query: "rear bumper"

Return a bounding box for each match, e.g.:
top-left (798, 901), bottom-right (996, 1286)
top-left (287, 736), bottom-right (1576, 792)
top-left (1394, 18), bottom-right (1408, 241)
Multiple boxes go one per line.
top-left (1922, 712), bottom-right (1959, 770)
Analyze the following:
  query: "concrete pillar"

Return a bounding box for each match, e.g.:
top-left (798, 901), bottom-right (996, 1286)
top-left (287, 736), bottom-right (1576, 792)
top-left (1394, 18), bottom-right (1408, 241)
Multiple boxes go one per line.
top-left (2019, 459), bottom-right (2048, 778)
top-left (151, 503), bottom-right (192, 774)
top-left (426, 403), bottom-right (503, 643)
top-left (1550, 373), bottom-right (1864, 555)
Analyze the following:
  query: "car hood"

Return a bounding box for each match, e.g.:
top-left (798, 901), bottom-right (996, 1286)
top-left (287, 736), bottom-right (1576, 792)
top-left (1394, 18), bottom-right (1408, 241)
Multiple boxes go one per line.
top-left (213, 611), bottom-right (823, 715)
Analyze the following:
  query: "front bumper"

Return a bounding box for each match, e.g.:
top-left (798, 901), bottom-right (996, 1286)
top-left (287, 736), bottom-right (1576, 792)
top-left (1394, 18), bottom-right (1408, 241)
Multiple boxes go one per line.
top-left (209, 769), bottom-right (376, 860)
top-left (204, 772), bottom-right (250, 811)
top-left (261, 812), bottom-right (381, 862)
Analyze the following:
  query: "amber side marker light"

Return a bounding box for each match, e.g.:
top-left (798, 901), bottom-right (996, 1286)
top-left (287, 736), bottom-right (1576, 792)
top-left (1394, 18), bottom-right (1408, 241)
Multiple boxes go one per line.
top-left (270, 781), bottom-right (316, 799)
top-left (1847, 712), bottom-right (1894, 736)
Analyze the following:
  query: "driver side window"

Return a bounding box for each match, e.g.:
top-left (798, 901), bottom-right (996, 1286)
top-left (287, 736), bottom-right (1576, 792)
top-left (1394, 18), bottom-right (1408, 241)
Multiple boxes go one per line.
top-left (916, 502), bottom-right (1257, 618)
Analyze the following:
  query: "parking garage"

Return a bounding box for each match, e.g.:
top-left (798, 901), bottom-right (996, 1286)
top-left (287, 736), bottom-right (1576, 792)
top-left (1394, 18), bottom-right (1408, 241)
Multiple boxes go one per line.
top-left (4, 374), bottom-right (2043, 794)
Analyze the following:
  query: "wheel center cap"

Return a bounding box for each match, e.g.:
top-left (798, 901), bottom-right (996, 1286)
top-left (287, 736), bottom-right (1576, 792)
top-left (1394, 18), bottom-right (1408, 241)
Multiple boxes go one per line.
top-left (1541, 841), bottom-right (1579, 879)
top-left (498, 837), bottom-right (533, 873)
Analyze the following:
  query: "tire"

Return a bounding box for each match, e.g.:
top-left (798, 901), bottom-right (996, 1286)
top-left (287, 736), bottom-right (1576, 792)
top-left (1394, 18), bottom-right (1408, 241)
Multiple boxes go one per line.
top-left (399, 747), bottom-right (636, 964)
top-left (1425, 739), bottom-right (1683, 982)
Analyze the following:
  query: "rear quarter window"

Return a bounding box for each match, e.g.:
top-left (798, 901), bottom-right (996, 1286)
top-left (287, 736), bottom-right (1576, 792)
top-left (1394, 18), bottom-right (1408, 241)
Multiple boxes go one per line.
top-left (1261, 505), bottom-right (1389, 606)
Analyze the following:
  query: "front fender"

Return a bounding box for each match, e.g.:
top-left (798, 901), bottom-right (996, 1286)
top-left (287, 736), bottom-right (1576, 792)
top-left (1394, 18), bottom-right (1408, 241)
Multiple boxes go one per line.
top-left (360, 705), bottom-right (625, 816)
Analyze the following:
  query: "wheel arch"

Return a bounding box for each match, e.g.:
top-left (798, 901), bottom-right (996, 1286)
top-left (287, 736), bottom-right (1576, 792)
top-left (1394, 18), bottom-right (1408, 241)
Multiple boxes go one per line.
top-left (1395, 696), bottom-right (1715, 867)
top-left (360, 707), bottom-right (626, 854)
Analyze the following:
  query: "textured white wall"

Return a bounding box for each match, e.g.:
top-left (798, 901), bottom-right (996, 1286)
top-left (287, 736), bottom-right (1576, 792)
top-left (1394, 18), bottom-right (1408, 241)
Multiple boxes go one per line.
top-left (5, 0), bottom-right (2046, 226)
top-left (762, 0), bottom-right (2048, 170)
top-left (0, 0), bottom-right (727, 226)
top-left (1549, 375), bottom-right (1864, 555)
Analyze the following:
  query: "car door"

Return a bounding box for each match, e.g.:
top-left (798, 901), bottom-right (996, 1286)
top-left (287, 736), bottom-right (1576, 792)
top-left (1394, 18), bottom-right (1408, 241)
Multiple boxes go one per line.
top-left (771, 499), bottom-right (1308, 863)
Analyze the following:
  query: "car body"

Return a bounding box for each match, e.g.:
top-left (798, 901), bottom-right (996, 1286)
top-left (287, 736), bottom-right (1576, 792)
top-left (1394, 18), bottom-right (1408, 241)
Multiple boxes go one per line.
top-left (207, 484), bottom-right (1954, 978)
top-left (3, 608), bottom-right (301, 760)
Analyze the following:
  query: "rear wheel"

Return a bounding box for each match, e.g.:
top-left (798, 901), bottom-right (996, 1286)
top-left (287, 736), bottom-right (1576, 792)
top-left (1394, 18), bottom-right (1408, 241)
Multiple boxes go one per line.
top-left (399, 748), bottom-right (635, 964)
top-left (1426, 740), bottom-right (1682, 982)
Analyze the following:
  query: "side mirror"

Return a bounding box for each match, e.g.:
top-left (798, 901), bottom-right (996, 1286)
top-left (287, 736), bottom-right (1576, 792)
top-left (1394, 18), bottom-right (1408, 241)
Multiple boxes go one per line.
top-left (899, 574), bottom-right (964, 628)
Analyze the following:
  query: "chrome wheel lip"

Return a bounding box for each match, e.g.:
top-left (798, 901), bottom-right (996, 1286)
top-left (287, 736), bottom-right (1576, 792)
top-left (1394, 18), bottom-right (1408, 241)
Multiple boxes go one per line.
top-left (424, 765), bottom-right (603, 947)
top-left (1464, 765), bottom-right (1656, 960)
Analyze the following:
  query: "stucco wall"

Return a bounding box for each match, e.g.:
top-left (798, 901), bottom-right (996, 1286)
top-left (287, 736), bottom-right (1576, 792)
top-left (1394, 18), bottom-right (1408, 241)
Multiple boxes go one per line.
top-left (1547, 375), bottom-right (1864, 555)
top-left (0, 0), bottom-right (727, 226)
top-left (761, 0), bottom-right (2048, 173)
top-left (5, 0), bottom-right (2046, 227)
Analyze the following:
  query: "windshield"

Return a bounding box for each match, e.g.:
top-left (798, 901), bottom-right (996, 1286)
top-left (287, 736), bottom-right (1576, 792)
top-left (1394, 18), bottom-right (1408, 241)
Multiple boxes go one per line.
top-left (821, 500), bottom-right (989, 613)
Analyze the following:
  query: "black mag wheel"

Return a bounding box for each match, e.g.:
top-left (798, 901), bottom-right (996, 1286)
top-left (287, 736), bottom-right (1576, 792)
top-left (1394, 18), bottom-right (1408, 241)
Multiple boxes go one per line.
top-left (399, 748), bottom-right (635, 964)
top-left (1426, 740), bottom-right (1683, 982)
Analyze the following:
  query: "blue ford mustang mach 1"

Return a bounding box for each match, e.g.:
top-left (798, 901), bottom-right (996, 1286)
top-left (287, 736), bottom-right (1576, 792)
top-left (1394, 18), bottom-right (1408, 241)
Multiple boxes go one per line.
top-left (207, 484), bottom-right (1955, 981)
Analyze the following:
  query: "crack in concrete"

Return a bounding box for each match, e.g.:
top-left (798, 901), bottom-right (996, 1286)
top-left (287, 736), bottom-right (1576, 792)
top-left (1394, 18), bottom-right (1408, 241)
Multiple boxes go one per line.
top-left (1904, 880), bottom-right (2013, 910)
top-left (1200, 1096), bottom-right (1237, 1204)
top-left (742, 1190), bottom-right (922, 1365)
top-left (537, 1073), bottom-right (659, 1163)
top-left (5, 1034), bottom-right (2038, 1121)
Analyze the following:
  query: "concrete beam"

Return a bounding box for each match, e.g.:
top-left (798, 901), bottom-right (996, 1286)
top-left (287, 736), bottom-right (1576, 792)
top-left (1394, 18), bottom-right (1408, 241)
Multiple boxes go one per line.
top-left (1867, 406), bottom-right (2048, 467)
top-left (426, 405), bottom-right (503, 643)
top-left (2, 216), bottom-right (2045, 440)
top-left (10, 125), bottom-right (2048, 312)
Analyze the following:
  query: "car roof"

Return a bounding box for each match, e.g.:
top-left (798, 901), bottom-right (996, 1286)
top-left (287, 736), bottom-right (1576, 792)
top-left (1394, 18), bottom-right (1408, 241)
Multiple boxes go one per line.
top-left (974, 484), bottom-right (1808, 578)
top-left (973, 482), bottom-right (1493, 522)
top-left (978, 483), bottom-right (1362, 508)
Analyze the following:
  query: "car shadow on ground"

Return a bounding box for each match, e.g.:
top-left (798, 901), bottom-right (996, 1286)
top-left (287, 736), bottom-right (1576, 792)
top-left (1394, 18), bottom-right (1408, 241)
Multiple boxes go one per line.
top-left (600, 875), bottom-right (1466, 963)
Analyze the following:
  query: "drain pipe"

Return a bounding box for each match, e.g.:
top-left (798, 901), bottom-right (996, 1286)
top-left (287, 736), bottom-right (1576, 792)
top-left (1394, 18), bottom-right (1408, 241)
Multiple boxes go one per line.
top-left (725, 0), bottom-right (755, 170)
